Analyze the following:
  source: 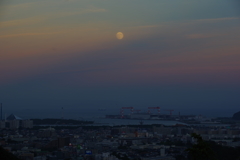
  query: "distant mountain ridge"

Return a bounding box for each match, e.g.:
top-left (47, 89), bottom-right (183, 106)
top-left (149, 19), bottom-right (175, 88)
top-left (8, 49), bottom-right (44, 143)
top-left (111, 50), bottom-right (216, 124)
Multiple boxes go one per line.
top-left (232, 111), bottom-right (240, 120)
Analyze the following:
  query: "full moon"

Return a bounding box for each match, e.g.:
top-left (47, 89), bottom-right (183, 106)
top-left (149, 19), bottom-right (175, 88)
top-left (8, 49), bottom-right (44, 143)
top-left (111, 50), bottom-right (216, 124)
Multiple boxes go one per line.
top-left (116, 32), bottom-right (124, 40)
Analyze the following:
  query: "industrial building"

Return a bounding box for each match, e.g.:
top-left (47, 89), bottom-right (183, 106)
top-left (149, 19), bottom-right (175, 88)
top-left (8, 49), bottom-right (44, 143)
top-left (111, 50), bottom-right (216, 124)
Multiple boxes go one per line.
top-left (0, 114), bottom-right (34, 129)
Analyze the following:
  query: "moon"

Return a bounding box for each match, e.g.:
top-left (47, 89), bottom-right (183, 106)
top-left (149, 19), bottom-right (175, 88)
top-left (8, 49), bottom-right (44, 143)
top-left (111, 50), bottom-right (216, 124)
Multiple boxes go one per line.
top-left (116, 32), bottom-right (124, 40)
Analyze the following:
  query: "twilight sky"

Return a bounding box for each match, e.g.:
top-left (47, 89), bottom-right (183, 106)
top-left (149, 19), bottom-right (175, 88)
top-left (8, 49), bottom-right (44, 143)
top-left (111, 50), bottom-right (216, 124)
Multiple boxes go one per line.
top-left (0, 0), bottom-right (240, 119)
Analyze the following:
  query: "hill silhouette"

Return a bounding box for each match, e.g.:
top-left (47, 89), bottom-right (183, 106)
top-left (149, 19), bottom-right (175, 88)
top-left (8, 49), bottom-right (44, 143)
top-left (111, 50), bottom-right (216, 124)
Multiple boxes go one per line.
top-left (232, 111), bottom-right (240, 120)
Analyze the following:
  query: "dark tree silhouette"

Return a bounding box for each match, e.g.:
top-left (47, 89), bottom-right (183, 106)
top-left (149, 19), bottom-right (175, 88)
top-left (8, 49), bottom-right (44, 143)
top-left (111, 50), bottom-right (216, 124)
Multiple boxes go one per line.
top-left (0, 146), bottom-right (20, 160)
top-left (186, 133), bottom-right (217, 160)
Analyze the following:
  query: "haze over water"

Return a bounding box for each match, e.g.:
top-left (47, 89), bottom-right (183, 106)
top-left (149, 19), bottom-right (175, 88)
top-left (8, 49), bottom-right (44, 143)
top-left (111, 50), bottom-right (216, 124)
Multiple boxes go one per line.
top-left (3, 107), bottom-right (237, 120)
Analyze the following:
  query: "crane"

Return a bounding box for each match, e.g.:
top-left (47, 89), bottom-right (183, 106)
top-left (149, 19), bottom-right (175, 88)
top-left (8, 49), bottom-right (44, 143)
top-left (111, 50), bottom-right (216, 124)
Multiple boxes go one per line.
top-left (120, 107), bottom-right (134, 118)
top-left (165, 109), bottom-right (174, 116)
top-left (148, 107), bottom-right (160, 115)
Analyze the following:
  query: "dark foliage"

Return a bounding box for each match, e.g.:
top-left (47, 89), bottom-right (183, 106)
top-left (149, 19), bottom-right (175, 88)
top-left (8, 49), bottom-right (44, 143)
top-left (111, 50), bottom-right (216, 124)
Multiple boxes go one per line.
top-left (208, 141), bottom-right (240, 160)
top-left (186, 133), bottom-right (217, 160)
top-left (187, 133), bottom-right (240, 160)
top-left (0, 146), bottom-right (20, 160)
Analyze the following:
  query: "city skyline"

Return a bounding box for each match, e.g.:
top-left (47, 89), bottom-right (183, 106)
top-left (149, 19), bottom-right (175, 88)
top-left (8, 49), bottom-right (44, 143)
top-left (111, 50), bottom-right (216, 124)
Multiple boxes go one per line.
top-left (0, 0), bottom-right (240, 118)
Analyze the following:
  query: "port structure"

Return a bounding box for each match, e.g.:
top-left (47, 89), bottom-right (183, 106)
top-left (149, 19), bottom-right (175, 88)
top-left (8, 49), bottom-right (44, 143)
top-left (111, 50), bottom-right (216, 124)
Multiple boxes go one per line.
top-left (165, 109), bottom-right (174, 115)
top-left (120, 107), bottom-right (134, 118)
top-left (148, 107), bottom-right (160, 115)
top-left (133, 110), bottom-right (141, 113)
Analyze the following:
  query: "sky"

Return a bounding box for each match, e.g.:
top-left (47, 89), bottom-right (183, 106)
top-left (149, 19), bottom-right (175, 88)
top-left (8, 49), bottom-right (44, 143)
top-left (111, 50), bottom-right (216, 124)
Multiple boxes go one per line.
top-left (0, 0), bottom-right (240, 119)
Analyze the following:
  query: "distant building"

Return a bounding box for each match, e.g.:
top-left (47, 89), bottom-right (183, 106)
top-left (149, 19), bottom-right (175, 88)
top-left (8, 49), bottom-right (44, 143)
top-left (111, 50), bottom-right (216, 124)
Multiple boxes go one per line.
top-left (4, 114), bottom-right (33, 129)
top-left (58, 137), bottom-right (70, 148)
top-left (22, 120), bottom-right (33, 128)
top-left (38, 127), bottom-right (56, 138)
top-left (6, 114), bottom-right (22, 121)
top-left (18, 153), bottom-right (34, 160)
top-left (9, 119), bottom-right (20, 129)
top-left (0, 121), bottom-right (5, 129)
